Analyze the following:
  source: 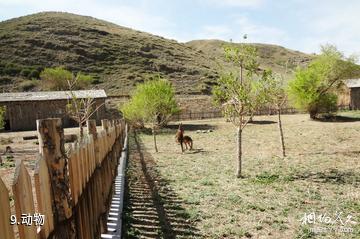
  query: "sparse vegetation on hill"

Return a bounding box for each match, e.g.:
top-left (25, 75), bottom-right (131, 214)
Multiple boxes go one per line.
top-left (186, 39), bottom-right (314, 76)
top-left (0, 12), bottom-right (314, 95)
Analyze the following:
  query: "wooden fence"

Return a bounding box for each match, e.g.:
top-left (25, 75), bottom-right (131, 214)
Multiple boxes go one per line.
top-left (171, 107), bottom-right (301, 121)
top-left (0, 118), bottom-right (126, 239)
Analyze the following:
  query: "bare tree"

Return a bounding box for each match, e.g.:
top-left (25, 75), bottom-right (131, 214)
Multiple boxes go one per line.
top-left (66, 76), bottom-right (104, 140)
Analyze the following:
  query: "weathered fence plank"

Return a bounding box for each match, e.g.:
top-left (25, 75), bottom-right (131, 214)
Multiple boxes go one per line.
top-left (12, 161), bottom-right (37, 239)
top-left (2, 118), bottom-right (125, 239)
top-left (68, 147), bottom-right (79, 205)
top-left (0, 178), bottom-right (15, 239)
top-left (34, 156), bottom-right (55, 239)
top-left (87, 120), bottom-right (100, 165)
top-left (79, 145), bottom-right (86, 191)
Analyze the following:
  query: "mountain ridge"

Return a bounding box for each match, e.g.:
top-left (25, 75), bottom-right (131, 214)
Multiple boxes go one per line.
top-left (0, 11), bottom-right (313, 95)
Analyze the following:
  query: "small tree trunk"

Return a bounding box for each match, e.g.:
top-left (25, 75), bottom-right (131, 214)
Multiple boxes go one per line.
top-left (79, 124), bottom-right (84, 140)
top-left (152, 126), bottom-right (158, 152)
top-left (277, 107), bottom-right (286, 158)
top-left (240, 64), bottom-right (243, 85)
top-left (309, 107), bottom-right (318, 120)
top-left (236, 126), bottom-right (242, 178)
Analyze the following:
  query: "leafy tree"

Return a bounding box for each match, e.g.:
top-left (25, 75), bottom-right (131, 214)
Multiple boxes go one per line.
top-left (73, 72), bottom-right (93, 90)
top-left (121, 99), bottom-right (144, 129)
top-left (28, 69), bottom-right (40, 79)
top-left (40, 67), bottom-right (73, 90)
top-left (121, 77), bottom-right (179, 152)
top-left (288, 45), bottom-right (358, 119)
top-left (40, 67), bottom-right (93, 91)
top-left (40, 67), bottom-right (98, 139)
top-left (224, 43), bottom-right (258, 84)
top-left (213, 44), bottom-right (274, 178)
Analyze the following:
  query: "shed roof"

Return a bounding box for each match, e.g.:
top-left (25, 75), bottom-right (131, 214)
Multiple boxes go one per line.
top-left (0, 90), bottom-right (107, 102)
top-left (345, 79), bottom-right (360, 88)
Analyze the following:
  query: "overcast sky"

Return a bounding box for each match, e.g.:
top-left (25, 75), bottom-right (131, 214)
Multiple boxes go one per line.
top-left (0, 0), bottom-right (359, 56)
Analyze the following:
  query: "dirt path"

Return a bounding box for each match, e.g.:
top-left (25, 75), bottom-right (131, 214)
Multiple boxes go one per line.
top-left (122, 132), bottom-right (201, 239)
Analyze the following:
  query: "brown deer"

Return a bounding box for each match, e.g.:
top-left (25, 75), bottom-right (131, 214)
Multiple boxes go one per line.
top-left (175, 123), bottom-right (193, 152)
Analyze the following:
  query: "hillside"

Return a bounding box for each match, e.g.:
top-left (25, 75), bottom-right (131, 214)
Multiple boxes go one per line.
top-left (186, 40), bottom-right (314, 77)
top-left (0, 12), bottom-right (313, 95)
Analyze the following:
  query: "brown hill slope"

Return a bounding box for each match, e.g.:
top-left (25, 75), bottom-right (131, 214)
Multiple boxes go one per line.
top-left (186, 40), bottom-right (314, 77)
top-left (0, 12), bottom-right (313, 95)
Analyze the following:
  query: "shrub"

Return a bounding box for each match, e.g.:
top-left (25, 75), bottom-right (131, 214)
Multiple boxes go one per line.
top-left (75, 72), bottom-right (93, 89)
top-left (20, 68), bottom-right (31, 77)
top-left (40, 67), bottom-right (73, 90)
top-left (18, 80), bottom-right (38, 91)
top-left (28, 69), bottom-right (40, 79)
top-left (3, 63), bottom-right (21, 76)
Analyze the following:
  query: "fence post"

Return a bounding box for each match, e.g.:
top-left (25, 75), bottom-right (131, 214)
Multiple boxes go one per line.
top-left (102, 119), bottom-right (111, 152)
top-left (102, 119), bottom-right (109, 132)
top-left (87, 120), bottom-right (100, 166)
top-left (37, 118), bottom-right (76, 239)
top-left (0, 178), bottom-right (15, 239)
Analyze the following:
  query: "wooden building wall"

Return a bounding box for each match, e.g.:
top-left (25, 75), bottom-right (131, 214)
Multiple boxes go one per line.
top-left (0, 98), bottom-right (106, 131)
top-left (350, 88), bottom-right (360, 109)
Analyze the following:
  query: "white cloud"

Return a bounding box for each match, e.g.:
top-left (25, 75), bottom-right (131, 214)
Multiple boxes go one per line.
top-left (295, 1), bottom-right (360, 56)
top-left (234, 16), bottom-right (288, 44)
top-left (198, 0), bottom-right (264, 8)
top-left (198, 25), bottom-right (233, 40)
top-left (197, 15), bottom-right (288, 46)
top-left (1, 0), bottom-right (360, 56)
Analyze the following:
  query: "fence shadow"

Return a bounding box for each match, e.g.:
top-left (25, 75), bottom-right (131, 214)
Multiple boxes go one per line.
top-left (291, 169), bottom-right (360, 185)
top-left (122, 132), bottom-right (202, 238)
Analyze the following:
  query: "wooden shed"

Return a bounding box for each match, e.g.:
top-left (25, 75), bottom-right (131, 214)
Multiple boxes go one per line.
top-left (0, 90), bottom-right (107, 131)
top-left (346, 79), bottom-right (360, 110)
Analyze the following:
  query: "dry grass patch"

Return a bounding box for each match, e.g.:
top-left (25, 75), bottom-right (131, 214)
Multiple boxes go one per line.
top-left (124, 114), bottom-right (359, 238)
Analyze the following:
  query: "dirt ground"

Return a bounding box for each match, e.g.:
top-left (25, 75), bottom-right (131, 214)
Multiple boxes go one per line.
top-left (122, 113), bottom-right (360, 239)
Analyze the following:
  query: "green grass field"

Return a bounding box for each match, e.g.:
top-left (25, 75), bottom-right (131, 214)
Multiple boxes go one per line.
top-left (123, 114), bottom-right (360, 238)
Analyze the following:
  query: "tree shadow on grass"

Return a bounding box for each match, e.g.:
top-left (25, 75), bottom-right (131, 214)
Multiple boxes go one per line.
top-left (138, 123), bottom-right (217, 136)
top-left (165, 123), bottom-right (217, 131)
top-left (122, 132), bottom-right (202, 239)
top-left (315, 115), bottom-right (360, 123)
top-left (290, 169), bottom-right (360, 185)
top-left (248, 120), bottom-right (277, 125)
top-left (183, 148), bottom-right (208, 155)
top-left (298, 150), bottom-right (360, 159)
